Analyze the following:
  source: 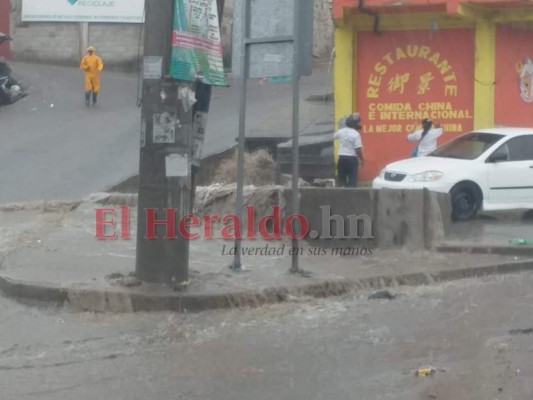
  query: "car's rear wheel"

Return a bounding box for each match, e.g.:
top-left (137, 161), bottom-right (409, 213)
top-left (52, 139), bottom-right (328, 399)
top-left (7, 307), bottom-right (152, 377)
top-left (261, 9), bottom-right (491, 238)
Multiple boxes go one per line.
top-left (450, 183), bottom-right (481, 221)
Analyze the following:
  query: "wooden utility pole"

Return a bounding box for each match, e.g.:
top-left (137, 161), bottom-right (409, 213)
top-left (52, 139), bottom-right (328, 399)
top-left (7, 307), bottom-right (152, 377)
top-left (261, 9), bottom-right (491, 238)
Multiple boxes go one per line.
top-left (135, 0), bottom-right (192, 285)
top-left (136, 0), bottom-right (226, 285)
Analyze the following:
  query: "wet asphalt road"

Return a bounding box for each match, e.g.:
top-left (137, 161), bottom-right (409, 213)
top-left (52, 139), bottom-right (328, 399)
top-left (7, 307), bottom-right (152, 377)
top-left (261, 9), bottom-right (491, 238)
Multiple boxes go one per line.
top-left (447, 211), bottom-right (533, 246)
top-left (1, 272), bottom-right (533, 400)
top-left (0, 62), bottom-right (333, 204)
top-left (0, 62), bottom-right (141, 204)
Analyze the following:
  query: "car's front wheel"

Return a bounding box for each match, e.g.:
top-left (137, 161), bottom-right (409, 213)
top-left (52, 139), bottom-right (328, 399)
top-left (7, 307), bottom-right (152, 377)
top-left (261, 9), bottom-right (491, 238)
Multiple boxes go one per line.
top-left (450, 183), bottom-right (481, 221)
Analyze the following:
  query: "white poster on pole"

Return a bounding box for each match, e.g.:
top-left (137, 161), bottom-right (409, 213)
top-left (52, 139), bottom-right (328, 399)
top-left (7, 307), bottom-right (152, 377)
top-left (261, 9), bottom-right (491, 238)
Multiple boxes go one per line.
top-left (22, 0), bottom-right (145, 23)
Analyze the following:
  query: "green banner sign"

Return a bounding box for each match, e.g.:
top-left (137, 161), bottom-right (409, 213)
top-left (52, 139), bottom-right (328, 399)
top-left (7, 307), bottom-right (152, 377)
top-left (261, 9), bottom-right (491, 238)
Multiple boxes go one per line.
top-left (170, 0), bottom-right (227, 86)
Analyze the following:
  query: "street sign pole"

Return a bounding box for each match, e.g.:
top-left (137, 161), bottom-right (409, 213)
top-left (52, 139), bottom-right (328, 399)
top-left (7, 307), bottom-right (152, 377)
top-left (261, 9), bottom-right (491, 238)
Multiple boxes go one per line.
top-left (290, 0), bottom-right (302, 274)
top-left (233, 0), bottom-right (250, 272)
top-left (232, 0), bottom-right (312, 273)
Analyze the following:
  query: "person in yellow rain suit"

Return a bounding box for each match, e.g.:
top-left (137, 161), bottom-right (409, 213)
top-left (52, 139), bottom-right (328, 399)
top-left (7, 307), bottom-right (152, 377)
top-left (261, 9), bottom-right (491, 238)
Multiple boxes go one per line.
top-left (80, 46), bottom-right (104, 106)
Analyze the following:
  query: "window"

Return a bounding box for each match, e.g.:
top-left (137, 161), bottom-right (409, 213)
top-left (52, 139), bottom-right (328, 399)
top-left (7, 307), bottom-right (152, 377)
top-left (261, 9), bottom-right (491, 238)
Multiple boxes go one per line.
top-left (508, 136), bottom-right (533, 161)
top-left (491, 135), bottom-right (533, 162)
top-left (490, 143), bottom-right (510, 162)
top-left (430, 132), bottom-right (504, 160)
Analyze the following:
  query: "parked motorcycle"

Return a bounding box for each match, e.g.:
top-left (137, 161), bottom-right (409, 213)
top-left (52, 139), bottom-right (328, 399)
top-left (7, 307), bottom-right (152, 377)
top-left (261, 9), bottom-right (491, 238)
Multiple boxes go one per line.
top-left (0, 32), bottom-right (23, 105)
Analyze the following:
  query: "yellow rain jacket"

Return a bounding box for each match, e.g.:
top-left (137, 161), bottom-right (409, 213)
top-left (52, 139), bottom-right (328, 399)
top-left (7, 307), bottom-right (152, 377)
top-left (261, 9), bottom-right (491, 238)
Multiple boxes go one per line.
top-left (80, 52), bottom-right (104, 93)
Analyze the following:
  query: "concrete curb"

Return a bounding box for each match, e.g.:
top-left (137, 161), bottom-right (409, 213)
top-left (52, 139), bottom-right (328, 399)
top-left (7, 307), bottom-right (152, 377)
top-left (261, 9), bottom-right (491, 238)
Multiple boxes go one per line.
top-left (436, 245), bottom-right (533, 257)
top-left (1, 259), bottom-right (533, 313)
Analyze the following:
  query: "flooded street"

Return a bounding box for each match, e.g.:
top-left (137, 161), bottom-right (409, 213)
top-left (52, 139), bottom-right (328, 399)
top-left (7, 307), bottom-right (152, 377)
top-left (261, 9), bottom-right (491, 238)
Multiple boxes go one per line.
top-left (2, 272), bottom-right (533, 399)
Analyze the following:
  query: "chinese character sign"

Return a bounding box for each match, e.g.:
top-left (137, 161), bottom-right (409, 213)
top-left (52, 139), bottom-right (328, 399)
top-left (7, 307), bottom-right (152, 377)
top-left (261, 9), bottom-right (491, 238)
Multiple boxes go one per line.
top-left (170, 0), bottom-right (227, 86)
top-left (356, 29), bottom-right (475, 179)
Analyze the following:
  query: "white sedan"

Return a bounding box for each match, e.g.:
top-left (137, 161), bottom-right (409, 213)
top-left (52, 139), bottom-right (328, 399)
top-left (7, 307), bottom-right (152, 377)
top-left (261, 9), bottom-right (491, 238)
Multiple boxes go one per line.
top-left (372, 128), bottom-right (533, 221)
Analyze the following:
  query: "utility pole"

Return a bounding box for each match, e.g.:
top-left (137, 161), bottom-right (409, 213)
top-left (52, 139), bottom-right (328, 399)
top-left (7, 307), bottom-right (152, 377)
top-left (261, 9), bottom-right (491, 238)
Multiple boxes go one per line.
top-left (136, 0), bottom-right (192, 285)
top-left (136, 0), bottom-right (226, 285)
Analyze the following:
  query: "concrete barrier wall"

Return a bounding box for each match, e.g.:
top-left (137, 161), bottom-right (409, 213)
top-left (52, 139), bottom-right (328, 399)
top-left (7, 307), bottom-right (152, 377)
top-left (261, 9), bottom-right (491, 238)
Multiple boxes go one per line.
top-left (295, 188), bottom-right (375, 247)
top-left (373, 189), bottom-right (425, 249)
top-left (99, 186), bottom-right (451, 250)
top-left (293, 188), bottom-right (451, 250)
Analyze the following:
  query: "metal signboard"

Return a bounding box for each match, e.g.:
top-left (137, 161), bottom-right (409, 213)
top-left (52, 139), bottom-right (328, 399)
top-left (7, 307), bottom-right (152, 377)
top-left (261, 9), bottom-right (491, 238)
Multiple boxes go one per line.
top-left (22, 0), bottom-right (145, 23)
top-left (232, 0), bottom-right (314, 79)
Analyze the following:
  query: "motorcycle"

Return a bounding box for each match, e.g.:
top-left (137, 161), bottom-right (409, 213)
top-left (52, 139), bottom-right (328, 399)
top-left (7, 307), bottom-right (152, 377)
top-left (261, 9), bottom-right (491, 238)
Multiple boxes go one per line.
top-left (0, 32), bottom-right (23, 105)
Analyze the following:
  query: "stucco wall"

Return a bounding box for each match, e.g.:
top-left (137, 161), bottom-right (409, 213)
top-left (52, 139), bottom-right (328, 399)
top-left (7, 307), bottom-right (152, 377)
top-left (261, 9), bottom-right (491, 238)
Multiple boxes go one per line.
top-left (9, 0), bottom-right (143, 71)
top-left (8, 0), bottom-right (333, 70)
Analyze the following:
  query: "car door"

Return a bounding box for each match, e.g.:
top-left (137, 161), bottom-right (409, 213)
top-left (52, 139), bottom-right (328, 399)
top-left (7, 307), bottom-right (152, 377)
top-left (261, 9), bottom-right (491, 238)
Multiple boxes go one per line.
top-left (487, 135), bottom-right (533, 205)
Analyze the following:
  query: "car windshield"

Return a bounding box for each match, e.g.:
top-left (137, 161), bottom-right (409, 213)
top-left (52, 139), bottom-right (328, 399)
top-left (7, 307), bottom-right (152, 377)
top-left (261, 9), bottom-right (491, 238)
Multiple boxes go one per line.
top-left (429, 132), bottom-right (505, 160)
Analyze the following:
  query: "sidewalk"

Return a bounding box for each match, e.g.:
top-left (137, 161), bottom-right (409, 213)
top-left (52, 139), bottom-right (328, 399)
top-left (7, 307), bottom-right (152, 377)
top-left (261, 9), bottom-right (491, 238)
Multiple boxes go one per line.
top-left (0, 195), bottom-right (532, 313)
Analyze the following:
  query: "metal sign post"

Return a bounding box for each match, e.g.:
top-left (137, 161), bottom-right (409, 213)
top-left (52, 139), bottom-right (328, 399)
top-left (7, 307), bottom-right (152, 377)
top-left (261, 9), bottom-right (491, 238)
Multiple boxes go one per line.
top-left (233, 0), bottom-right (251, 272)
top-left (232, 0), bottom-right (312, 272)
top-left (290, 0), bottom-right (302, 274)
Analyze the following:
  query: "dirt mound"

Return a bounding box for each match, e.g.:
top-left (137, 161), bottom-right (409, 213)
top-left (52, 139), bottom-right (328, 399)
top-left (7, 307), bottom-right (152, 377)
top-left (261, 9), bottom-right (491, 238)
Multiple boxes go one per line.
top-left (194, 184), bottom-right (286, 218)
top-left (212, 150), bottom-right (276, 186)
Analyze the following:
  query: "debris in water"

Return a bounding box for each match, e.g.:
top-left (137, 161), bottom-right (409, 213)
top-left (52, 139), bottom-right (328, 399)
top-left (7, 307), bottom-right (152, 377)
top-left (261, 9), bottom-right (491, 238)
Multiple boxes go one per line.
top-left (297, 269), bottom-right (313, 278)
top-left (172, 279), bottom-right (192, 292)
top-left (106, 272), bottom-right (125, 280)
top-left (212, 150), bottom-right (276, 186)
top-left (120, 276), bottom-right (142, 287)
top-left (509, 328), bottom-right (533, 335)
top-left (509, 238), bottom-right (530, 245)
top-left (368, 290), bottom-right (396, 300)
top-left (415, 367), bottom-right (436, 377)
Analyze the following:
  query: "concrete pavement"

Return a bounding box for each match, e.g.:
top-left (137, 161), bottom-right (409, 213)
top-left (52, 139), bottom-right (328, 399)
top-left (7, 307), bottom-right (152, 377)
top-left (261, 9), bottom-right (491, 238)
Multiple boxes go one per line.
top-left (0, 193), bottom-right (531, 313)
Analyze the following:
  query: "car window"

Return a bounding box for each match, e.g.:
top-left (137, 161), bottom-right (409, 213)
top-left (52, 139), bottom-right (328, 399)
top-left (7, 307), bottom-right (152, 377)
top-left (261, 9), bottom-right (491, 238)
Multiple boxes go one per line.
top-left (508, 135), bottom-right (533, 161)
top-left (430, 132), bottom-right (504, 160)
top-left (490, 143), bottom-right (511, 162)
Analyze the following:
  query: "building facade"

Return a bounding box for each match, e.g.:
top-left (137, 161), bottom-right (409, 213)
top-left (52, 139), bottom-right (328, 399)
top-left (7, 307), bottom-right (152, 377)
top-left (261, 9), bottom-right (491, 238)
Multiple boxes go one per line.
top-left (333, 0), bottom-right (533, 181)
top-left (7, 0), bottom-right (143, 70)
top-left (4, 0), bottom-right (334, 70)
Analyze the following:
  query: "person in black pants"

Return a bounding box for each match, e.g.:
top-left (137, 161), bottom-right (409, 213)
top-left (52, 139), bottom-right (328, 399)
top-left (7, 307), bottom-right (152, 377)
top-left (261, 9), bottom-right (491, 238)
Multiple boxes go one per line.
top-left (334, 113), bottom-right (365, 187)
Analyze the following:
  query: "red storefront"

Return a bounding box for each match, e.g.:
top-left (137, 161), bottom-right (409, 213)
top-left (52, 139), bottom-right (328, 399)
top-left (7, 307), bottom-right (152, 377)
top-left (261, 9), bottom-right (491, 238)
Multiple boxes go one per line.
top-left (333, 0), bottom-right (533, 181)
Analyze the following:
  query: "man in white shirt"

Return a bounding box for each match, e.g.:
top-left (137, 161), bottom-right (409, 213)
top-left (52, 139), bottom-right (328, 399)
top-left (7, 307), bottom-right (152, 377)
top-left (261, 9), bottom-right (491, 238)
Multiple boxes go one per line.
top-left (334, 113), bottom-right (365, 187)
top-left (407, 118), bottom-right (444, 157)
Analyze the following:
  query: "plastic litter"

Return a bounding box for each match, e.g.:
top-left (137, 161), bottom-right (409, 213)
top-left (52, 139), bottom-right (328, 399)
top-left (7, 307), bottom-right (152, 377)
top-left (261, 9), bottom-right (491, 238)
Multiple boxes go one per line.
top-left (368, 290), bottom-right (397, 300)
top-left (415, 367), bottom-right (436, 377)
top-left (509, 238), bottom-right (530, 245)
